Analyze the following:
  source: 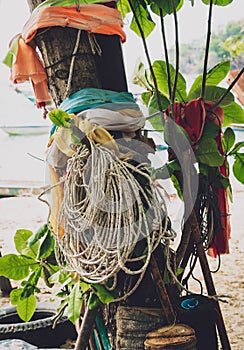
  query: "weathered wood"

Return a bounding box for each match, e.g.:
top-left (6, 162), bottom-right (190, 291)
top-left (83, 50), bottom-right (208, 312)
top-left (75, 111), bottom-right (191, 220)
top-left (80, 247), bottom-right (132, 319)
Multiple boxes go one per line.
top-left (74, 306), bottom-right (99, 350)
top-left (144, 324), bottom-right (197, 350)
top-left (116, 306), bottom-right (168, 350)
top-left (149, 254), bottom-right (175, 325)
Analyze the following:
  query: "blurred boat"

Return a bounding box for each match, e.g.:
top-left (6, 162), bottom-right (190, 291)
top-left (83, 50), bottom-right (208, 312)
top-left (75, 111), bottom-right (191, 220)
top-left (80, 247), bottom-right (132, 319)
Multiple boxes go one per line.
top-left (0, 125), bottom-right (51, 136)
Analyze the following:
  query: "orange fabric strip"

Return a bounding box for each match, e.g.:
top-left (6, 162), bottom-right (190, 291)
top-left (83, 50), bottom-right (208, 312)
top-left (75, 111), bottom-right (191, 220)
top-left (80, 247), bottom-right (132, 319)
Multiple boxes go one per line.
top-left (22, 4), bottom-right (126, 43)
top-left (10, 4), bottom-right (126, 107)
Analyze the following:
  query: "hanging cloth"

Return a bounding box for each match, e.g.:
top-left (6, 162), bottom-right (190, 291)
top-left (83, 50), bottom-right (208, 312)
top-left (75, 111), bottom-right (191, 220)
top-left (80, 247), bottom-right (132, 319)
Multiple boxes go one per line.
top-left (165, 98), bottom-right (230, 258)
top-left (22, 5), bottom-right (126, 43)
top-left (3, 4), bottom-right (126, 108)
top-left (59, 88), bottom-right (139, 113)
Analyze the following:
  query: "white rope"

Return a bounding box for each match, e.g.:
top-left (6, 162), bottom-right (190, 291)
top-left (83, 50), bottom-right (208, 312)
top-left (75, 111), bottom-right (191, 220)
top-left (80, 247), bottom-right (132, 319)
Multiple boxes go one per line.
top-left (54, 140), bottom-right (169, 300)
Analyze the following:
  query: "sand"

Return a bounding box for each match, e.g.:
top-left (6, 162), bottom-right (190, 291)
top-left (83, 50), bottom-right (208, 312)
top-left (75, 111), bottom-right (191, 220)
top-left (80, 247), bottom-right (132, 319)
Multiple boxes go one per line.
top-left (0, 185), bottom-right (243, 349)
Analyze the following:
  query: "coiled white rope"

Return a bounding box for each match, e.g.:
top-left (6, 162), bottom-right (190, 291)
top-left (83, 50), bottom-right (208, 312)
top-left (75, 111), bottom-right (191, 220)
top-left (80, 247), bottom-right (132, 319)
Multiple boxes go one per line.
top-left (54, 140), bottom-right (169, 298)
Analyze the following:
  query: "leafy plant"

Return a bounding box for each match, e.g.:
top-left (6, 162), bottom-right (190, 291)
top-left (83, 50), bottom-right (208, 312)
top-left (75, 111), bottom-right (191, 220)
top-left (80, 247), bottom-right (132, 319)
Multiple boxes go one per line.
top-left (0, 225), bottom-right (116, 323)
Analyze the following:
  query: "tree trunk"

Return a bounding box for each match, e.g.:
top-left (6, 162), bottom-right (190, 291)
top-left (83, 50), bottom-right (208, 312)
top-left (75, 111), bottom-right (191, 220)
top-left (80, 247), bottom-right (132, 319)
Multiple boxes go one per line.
top-left (26, 1), bottom-right (127, 106)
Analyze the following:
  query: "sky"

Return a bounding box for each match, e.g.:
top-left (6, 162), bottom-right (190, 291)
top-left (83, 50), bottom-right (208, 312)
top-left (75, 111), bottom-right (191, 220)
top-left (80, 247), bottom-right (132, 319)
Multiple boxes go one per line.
top-left (0, 0), bottom-right (243, 114)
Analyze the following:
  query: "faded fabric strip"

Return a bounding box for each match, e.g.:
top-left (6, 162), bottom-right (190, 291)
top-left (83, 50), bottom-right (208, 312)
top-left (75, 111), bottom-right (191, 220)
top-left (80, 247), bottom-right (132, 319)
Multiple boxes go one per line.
top-left (59, 88), bottom-right (139, 114)
top-left (22, 5), bottom-right (126, 43)
top-left (77, 108), bottom-right (145, 132)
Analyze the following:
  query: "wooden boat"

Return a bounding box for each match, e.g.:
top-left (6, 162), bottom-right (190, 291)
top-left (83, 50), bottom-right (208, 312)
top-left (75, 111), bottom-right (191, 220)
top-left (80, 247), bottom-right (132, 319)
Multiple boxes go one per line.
top-left (0, 125), bottom-right (51, 136)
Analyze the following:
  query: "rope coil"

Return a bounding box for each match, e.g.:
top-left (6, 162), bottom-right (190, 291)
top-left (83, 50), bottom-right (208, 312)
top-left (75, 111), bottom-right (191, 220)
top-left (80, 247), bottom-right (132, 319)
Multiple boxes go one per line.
top-left (54, 141), bottom-right (169, 292)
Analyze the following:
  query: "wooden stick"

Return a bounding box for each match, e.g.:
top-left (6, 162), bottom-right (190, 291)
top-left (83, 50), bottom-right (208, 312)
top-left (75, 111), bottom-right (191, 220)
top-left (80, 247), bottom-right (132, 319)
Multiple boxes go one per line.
top-left (149, 254), bottom-right (175, 325)
top-left (74, 306), bottom-right (99, 350)
top-left (190, 210), bottom-right (231, 350)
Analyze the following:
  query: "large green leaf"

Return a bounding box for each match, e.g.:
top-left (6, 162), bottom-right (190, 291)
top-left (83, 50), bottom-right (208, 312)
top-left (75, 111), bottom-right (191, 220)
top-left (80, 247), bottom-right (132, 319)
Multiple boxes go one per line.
top-left (222, 102), bottom-right (244, 126)
top-left (0, 254), bottom-right (35, 280)
top-left (233, 153), bottom-right (244, 184)
top-left (150, 0), bottom-right (183, 16)
top-left (93, 284), bottom-right (115, 304)
top-left (67, 282), bottom-right (83, 324)
top-left (17, 294), bottom-right (37, 322)
top-left (188, 61), bottom-right (230, 97)
top-left (188, 86), bottom-right (234, 106)
top-left (222, 127), bottom-right (235, 153)
top-left (152, 60), bottom-right (187, 101)
top-left (130, 2), bottom-right (156, 38)
top-left (196, 139), bottom-right (224, 166)
top-left (201, 0), bottom-right (233, 6)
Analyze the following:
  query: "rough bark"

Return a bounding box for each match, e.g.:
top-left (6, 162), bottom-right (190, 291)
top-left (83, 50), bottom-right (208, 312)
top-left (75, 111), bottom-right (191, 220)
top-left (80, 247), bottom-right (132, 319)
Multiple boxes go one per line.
top-left (27, 1), bottom-right (127, 106)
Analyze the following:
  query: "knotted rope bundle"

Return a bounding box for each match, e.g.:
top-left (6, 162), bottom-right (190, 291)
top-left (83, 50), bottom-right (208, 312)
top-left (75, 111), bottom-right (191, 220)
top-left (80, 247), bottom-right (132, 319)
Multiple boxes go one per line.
top-left (54, 140), bottom-right (168, 288)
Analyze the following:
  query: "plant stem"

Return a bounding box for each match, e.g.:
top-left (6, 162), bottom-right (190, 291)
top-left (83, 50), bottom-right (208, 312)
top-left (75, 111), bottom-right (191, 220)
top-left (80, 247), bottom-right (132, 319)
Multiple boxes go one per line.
top-left (128, 0), bottom-right (163, 112)
top-left (159, 8), bottom-right (172, 100)
top-left (208, 67), bottom-right (244, 111)
top-left (201, 0), bottom-right (214, 99)
top-left (171, 0), bottom-right (180, 105)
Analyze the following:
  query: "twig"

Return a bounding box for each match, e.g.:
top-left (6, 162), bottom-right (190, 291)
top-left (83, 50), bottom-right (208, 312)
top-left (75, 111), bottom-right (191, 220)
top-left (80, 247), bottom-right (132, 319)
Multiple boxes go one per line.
top-left (208, 67), bottom-right (244, 112)
top-left (201, 0), bottom-right (214, 99)
top-left (171, 0), bottom-right (180, 105)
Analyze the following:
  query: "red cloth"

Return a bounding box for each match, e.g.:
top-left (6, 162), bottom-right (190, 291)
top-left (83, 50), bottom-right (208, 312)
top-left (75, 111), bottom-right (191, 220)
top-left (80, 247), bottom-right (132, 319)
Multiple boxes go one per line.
top-left (165, 98), bottom-right (230, 257)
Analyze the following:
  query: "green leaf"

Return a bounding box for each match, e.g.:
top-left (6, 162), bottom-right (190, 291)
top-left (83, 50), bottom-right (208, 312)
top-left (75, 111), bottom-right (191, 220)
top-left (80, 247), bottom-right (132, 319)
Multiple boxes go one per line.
top-left (14, 229), bottom-right (35, 256)
top-left (201, 0), bottom-right (233, 6)
top-left (153, 60), bottom-right (187, 101)
top-left (188, 86), bottom-right (234, 106)
top-left (229, 141), bottom-right (244, 156)
top-left (153, 160), bottom-right (181, 180)
top-left (28, 224), bottom-right (49, 247)
top-left (0, 254), bottom-right (35, 280)
top-left (201, 122), bottom-right (220, 139)
top-left (67, 282), bottom-right (83, 324)
top-left (116, 0), bottom-right (132, 18)
top-left (222, 127), bottom-right (235, 153)
top-left (132, 61), bottom-right (153, 90)
top-left (37, 231), bottom-right (54, 260)
top-left (171, 174), bottom-right (183, 200)
top-left (148, 92), bottom-right (170, 114)
top-left (233, 153), bottom-right (244, 184)
top-left (48, 109), bottom-right (71, 127)
top-left (196, 139), bottom-right (224, 166)
top-left (130, 3), bottom-right (156, 38)
top-left (150, 0), bottom-right (183, 16)
top-left (80, 281), bottom-right (91, 293)
top-left (141, 91), bottom-right (152, 106)
top-left (16, 294), bottom-right (36, 322)
top-left (222, 102), bottom-right (244, 126)
top-left (93, 284), bottom-right (115, 304)
top-left (87, 292), bottom-right (100, 310)
top-left (188, 61), bottom-right (230, 97)
top-left (10, 288), bottom-right (23, 305)
top-left (14, 230), bottom-right (39, 259)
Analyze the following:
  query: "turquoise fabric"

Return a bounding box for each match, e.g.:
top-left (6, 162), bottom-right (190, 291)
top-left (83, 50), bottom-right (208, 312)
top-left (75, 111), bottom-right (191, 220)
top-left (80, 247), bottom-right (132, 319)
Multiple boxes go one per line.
top-left (59, 88), bottom-right (139, 114)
